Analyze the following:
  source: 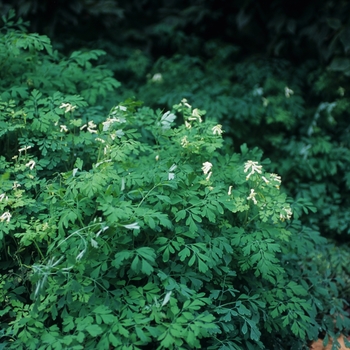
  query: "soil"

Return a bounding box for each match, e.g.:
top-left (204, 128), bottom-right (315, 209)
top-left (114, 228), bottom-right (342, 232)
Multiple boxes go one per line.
top-left (310, 335), bottom-right (350, 350)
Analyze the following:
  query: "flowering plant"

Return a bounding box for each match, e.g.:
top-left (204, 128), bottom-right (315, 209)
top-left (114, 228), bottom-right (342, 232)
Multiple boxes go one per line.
top-left (0, 15), bottom-right (349, 350)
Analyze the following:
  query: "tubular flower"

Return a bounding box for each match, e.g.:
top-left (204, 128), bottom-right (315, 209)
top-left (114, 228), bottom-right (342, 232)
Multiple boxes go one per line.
top-left (202, 162), bottom-right (212, 175)
top-left (18, 145), bottom-right (32, 153)
top-left (60, 125), bottom-right (68, 133)
top-left (262, 176), bottom-right (269, 184)
top-left (244, 160), bottom-right (262, 180)
top-left (0, 193), bottom-right (8, 202)
top-left (212, 124), bottom-right (223, 135)
top-left (181, 136), bottom-right (189, 148)
top-left (247, 189), bottom-right (258, 205)
top-left (270, 173), bottom-right (282, 188)
top-left (0, 211), bottom-right (11, 223)
top-left (12, 182), bottom-right (21, 190)
top-left (280, 206), bottom-right (293, 221)
top-left (25, 160), bottom-right (36, 170)
top-left (59, 103), bottom-right (77, 113)
top-left (87, 120), bottom-right (97, 134)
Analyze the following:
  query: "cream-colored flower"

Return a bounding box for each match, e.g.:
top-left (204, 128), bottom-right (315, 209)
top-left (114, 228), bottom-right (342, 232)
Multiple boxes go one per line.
top-left (12, 182), bottom-right (21, 190)
top-left (285, 87), bottom-right (294, 98)
top-left (18, 145), bottom-right (32, 153)
top-left (87, 120), bottom-right (97, 134)
top-left (202, 162), bottom-right (212, 175)
top-left (25, 160), bottom-right (36, 170)
top-left (0, 211), bottom-right (11, 222)
top-left (270, 173), bottom-right (282, 188)
top-left (60, 125), bottom-right (68, 133)
top-left (270, 173), bottom-right (281, 183)
top-left (151, 73), bottom-right (163, 82)
top-left (181, 136), bottom-right (189, 148)
top-left (205, 171), bottom-right (212, 181)
top-left (262, 176), bottom-right (269, 184)
top-left (188, 108), bottom-right (202, 123)
top-left (0, 193), bottom-right (8, 202)
top-left (247, 189), bottom-right (258, 204)
top-left (244, 160), bottom-right (263, 180)
top-left (280, 206), bottom-right (292, 221)
top-left (228, 185), bottom-right (233, 195)
top-left (181, 98), bottom-right (191, 108)
top-left (212, 124), bottom-right (223, 135)
top-left (59, 103), bottom-right (77, 113)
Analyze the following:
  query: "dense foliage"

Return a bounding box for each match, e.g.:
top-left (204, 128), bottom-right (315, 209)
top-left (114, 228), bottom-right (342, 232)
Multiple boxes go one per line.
top-left (1, 4), bottom-right (350, 350)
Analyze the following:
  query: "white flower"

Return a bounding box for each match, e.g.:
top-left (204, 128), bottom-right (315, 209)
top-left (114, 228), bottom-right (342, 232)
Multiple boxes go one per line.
top-left (18, 145), bottom-right (32, 153)
top-left (124, 222), bottom-right (140, 230)
top-left (285, 87), bottom-right (294, 98)
top-left (212, 124), bottom-right (223, 135)
top-left (205, 171), bottom-right (212, 181)
top-left (181, 98), bottom-right (191, 108)
top-left (87, 120), bottom-right (97, 134)
top-left (151, 73), bottom-right (163, 82)
top-left (0, 193), bottom-right (8, 202)
top-left (270, 173), bottom-right (282, 188)
top-left (80, 124), bottom-right (87, 130)
top-left (59, 103), bottom-right (77, 113)
top-left (262, 176), bottom-right (269, 184)
top-left (12, 182), bottom-right (21, 190)
top-left (202, 162), bottom-right (213, 175)
top-left (181, 136), bottom-right (189, 148)
top-left (247, 189), bottom-right (258, 205)
top-left (188, 108), bottom-right (202, 123)
top-left (95, 138), bottom-right (105, 143)
top-left (60, 125), bottom-right (68, 133)
top-left (280, 206), bottom-right (293, 221)
top-left (270, 173), bottom-right (281, 183)
top-left (228, 186), bottom-right (233, 195)
top-left (244, 160), bottom-right (263, 180)
top-left (25, 160), bottom-right (36, 170)
top-left (0, 211), bottom-right (11, 222)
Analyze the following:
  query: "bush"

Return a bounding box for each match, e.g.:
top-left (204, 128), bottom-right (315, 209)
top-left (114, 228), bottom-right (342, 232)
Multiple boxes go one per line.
top-left (1, 11), bottom-right (350, 350)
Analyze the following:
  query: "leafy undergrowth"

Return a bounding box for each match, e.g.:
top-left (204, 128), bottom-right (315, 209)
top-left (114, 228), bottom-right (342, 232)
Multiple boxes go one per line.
top-left (1, 11), bottom-right (350, 350)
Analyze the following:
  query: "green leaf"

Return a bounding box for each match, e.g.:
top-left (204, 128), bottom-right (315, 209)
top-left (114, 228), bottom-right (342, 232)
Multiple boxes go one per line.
top-left (85, 324), bottom-right (103, 337)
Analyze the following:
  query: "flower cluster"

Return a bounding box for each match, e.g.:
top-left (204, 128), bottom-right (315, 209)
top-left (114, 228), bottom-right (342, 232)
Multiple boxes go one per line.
top-left (211, 124), bottom-right (223, 135)
top-left (244, 160), bottom-right (263, 180)
top-left (0, 211), bottom-right (11, 223)
top-left (59, 103), bottom-right (77, 113)
top-left (202, 162), bottom-right (213, 181)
